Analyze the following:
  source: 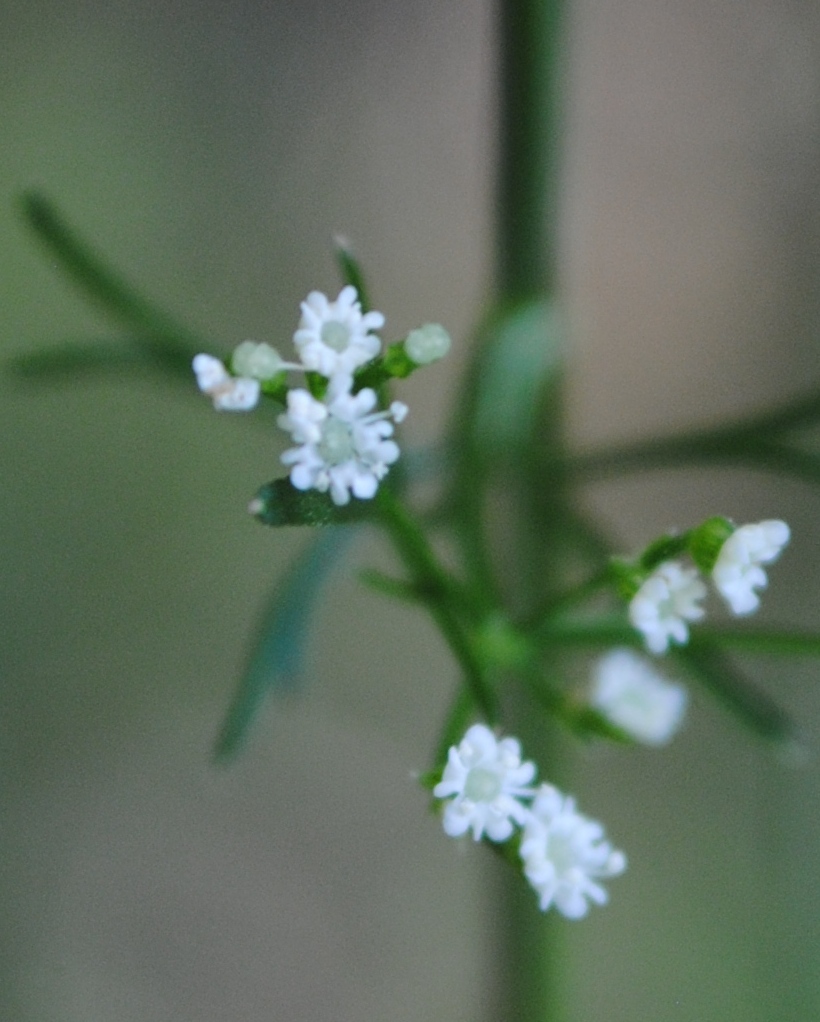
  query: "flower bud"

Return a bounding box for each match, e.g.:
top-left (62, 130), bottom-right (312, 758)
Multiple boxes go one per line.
top-left (688, 516), bottom-right (734, 573)
top-left (405, 323), bottom-right (451, 365)
top-left (232, 340), bottom-right (287, 380)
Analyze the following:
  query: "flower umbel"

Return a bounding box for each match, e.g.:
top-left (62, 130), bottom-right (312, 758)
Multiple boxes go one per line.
top-left (192, 353), bottom-right (260, 411)
top-left (278, 375), bottom-right (407, 505)
top-left (293, 285), bottom-right (385, 377)
top-left (590, 648), bottom-right (688, 745)
top-left (519, 784), bottom-right (627, 919)
top-left (711, 519), bottom-right (790, 615)
top-left (629, 560), bottom-right (707, 655)
top-left (433, 724), bottom-right (536, 842)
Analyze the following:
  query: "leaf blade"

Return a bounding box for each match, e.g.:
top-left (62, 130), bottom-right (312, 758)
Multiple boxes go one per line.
top-left (214, 527), bottom-right (357, 761)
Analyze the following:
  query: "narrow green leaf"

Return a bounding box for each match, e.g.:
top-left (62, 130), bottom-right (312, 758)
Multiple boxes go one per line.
top-left (333, 235), bottom-right (370, 312)
top-left (695, 625), bottom-right (820, 656)
top-left (672, 640), bottom-right (794, 745)
top-left (20, 191), bottom-right (207, 354)
top-left (214, 528), bottom-right (356, 761)
top-left (536, 614), bottom-right (638, 648)
top-left (249, 478), bottom-right (377, 527)
top-left (539, 615), bottom-right (820, 659)
top-left (8, 340), bottom-right (146, 378)
top-left (470, 298), bottom-right (563, 462)
top-left (7, 336), bottom-right (197, 382)
top-left (358, 568), bottom-right (419, 603)
top-left (516, 664), bottom-right (633, 744)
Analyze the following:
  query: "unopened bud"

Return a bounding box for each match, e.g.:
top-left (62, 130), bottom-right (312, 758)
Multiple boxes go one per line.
top-left (232, 341), bottom-right (286, 380)
top-left (405, 323), bottom-right (451, 365)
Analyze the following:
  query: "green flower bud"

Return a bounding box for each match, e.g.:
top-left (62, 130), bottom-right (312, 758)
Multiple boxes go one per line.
top-left (689, 516), bottom-right (735, 573)
top-left (232, 340), bottom-right (286, 380)
top-left (405, 323), bottom-right (451, 365)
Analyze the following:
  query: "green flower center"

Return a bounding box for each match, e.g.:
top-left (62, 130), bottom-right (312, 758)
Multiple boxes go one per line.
top-left (318, 417), bottom-right (355, 465)
top-left (464, 767), bottom-right (502, 802)
top-left (543, 832), bottom-right (574, 873)
top-left (321, 320), bottom-right (351, 353)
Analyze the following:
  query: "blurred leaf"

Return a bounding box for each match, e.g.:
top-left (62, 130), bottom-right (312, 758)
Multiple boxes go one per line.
top-left (470, 298), bottom-right (563, 462)
top-left (432, 684), bottom-right (476, 769)
top-left (9, 339), bottom-right (146, 378)
top-left (518, 664), bottom-right (633, 744)
top-left (673, 640), bottom-right (795, 746)
top-left (534, 614), bottom-right (636, 649)
top-left (333, 234), bottom-right (370, 312)
top-left (7, 335), bottom-right (197, 382)
top-left (446, 298), bottom-right (564, 603)
top-left (19, 191), bottom-right (207, 356)
top-left (695, 625), bottom-right (820, 656)
top-left (565, 406), bottom-right (820, 486)
top-left (215, 527), bottom-right (357, 761)
top-left (250, 478), bottom-right (377, 527)
top-left (358, 568), bottom-right (419, 603)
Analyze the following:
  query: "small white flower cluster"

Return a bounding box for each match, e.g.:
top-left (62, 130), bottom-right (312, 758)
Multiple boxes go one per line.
top-left (192, 352), bottom-right (265, 411)
top-left (589, 648), bottom-right (688, 745)
top-left (193, 286), bottom-right (450, 506)
top-left (278, 377), bottom-right (407, 506)
top-left (629, 561), bottom-right (707, 656)
top-left (433, 724), bottom-right (626, 918)
top-left (628, 519), bottom-right (790, 655)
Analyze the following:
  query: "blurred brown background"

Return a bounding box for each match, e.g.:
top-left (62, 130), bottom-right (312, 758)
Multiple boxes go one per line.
top-left (2, 0), bottom-right (820, 1019)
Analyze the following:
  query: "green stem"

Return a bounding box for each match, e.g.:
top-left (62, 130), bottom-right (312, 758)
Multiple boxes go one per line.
top-left (497, 0), bottom-right (565, 300)
top-left (536, 614), bottom-right (820, 658)
top-left (432, 685), bottom-right (477, 769)
top-left (375, 487), bottom-right (499, 722)
top-left (492, 1), bottom-right (568, 1019)
top-left (563, 394), bottom-right (820, 484)
top-left (527, 565), bottom-right (613, 631)
top-left (694, 625), bottom-right (820, 656)
top-left (671, 641), bottom-right (795, 746)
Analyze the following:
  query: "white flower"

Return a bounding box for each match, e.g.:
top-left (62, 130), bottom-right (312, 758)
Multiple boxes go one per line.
top-left (711, 519), bottom-right (790, 615)
top-left (519, 784), bottom-right (627, 919)
top-left (232, 340), bottom-right (299, 380)
top-left (278, 375), bottom-right (407, 505)
top-left (192, 353), bottom-right (260, 411)
top-left (293, 285), bottom-right (385, 377)
top-left (629, 560), bottom-right (707, 655)
top-left (433, 723), bottom-right (537, 842)
top-left (589, 648), bottom-right (688, 745)
top-left (405, 323), bottom-right (451, 365)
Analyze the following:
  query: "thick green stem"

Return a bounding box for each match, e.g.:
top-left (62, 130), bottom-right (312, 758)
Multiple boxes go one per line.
top-left (492, 1), bottom-right (568, 1020)
top-left (497, 0), bottom-right (565, 300)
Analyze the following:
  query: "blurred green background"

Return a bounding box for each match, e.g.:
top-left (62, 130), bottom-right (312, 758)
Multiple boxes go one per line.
top-left (2, 0), bottom-right (820, 1019)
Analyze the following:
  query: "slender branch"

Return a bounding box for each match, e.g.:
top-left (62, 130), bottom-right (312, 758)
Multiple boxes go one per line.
top-left (563, 393), bottom-right (820, 483)
top-left (672, 641), bottom-right (794, 745)
top-left (526, 565), bottom-right (614, 632)
top-left (691, 625), bottom-right (820, 657)
top-left (376, 487), bottom-right (499, 722)
top-left (432, 685), bottom-right (477, 770)
top-left (535, 615), bottom-right (820, 659)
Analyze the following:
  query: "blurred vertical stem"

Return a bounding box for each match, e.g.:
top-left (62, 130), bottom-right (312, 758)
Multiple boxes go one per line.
top-left (492, 1), bottom-right (567, 1022)
top-left (497, 0), bottom-right (564, 301)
